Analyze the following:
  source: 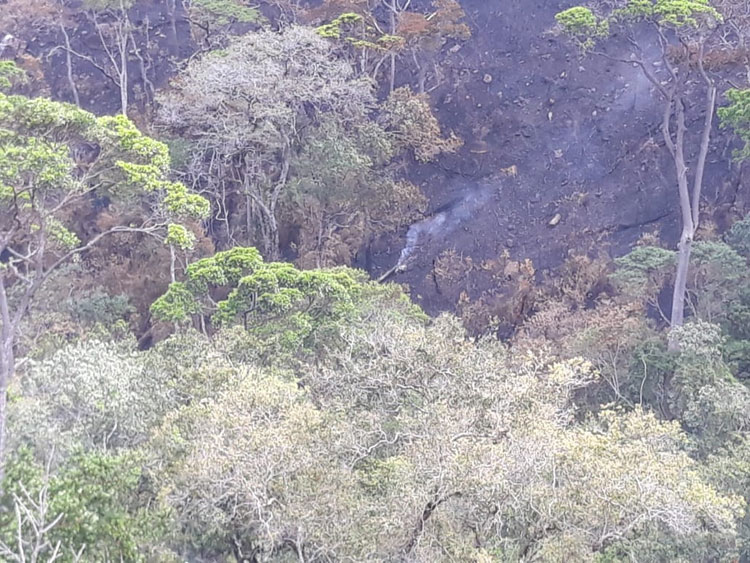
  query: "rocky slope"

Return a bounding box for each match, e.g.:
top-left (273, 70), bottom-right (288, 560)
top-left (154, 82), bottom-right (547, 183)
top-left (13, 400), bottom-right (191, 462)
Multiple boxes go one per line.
top-left (7, 0), bottom-right (749, 331)
top-left (368, 0), bottom-right (749, 322)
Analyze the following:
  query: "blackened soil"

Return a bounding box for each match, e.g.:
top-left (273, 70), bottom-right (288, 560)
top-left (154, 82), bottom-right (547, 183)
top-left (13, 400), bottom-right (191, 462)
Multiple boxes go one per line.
top-left (365, 0), bottom-right (749, 317)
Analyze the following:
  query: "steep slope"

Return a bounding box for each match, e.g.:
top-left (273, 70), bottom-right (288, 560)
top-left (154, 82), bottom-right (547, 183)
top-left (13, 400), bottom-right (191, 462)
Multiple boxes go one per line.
top-left (5, 0), bottom-right (748, 331)
top-left (367, 0), bottom-right (749, 323)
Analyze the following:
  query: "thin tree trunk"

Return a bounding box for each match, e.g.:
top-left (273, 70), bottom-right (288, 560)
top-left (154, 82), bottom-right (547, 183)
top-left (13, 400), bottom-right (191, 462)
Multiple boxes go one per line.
top-left (0, 382), bottom-right (7, 486)
top-left (169, 244), bottom-right (177, 283)
top-left (668, 47), bottom-right (716, 348)
top-left (669, 96), bottom-right (693, 347)
top-left (130, 21), bottom-right (154, 111)
top-left (167, 0), bottom-right (179, 55)
top-left (59, 23), bottom-right (81, 107)
top-left (692, 44), bottom-right (717, 229)
top-left (119, 22), bottom-right (129, 117)
top-left (389, 9), bottom-right (396, 93)
top-left (0, 276), bottom-right (15, 487)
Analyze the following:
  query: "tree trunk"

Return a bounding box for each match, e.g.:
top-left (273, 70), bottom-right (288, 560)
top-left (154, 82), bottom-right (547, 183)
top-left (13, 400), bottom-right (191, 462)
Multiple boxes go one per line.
top-left (0, 276), bottom-right (15, 487)
top-left (169, 244), bottom-right (177, 283)
top-left (0, 367), bottom-right (7, 486)
top-left (389, 10), bottom-right (396, 93)
top-left (668, 103), bottom-right (693, 352)
top-left (667, 56), bottom-right (716, 349)
top-left (60, 23), bottom-right (81, 107)
top-left (670, 234), bottom-right (693, 342)
top-left (119, 26), bottom-right (129, 117)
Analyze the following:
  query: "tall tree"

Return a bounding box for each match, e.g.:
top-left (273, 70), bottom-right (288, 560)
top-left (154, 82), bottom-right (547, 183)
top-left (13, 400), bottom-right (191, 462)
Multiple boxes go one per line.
top-left (158, 26), bottom-right (375, 258)
top-left (158, 25), bottom-right (456, 261)
top-left (0, 78), bottom-right (209, 477)
top-left (556, 1), bottom-right (724, 344)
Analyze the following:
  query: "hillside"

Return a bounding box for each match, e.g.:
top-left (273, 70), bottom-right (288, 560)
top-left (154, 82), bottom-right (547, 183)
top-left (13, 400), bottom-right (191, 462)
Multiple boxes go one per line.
top-left (3, 1), bottom-right (750, 561)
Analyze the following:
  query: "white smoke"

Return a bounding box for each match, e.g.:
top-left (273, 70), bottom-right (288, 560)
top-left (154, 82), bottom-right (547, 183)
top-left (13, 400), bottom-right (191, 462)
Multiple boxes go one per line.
top-left (396, 185), bottom-right (494, 269)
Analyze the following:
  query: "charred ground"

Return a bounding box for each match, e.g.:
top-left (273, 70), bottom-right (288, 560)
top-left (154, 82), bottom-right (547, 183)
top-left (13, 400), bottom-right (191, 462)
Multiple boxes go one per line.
top-left (6, 0), bottom-right (749, 335)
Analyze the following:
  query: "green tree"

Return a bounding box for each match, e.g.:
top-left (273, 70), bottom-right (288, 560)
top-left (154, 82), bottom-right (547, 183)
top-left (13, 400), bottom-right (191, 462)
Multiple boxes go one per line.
top-left (158, 25), bottom-right (455, 261)
top-left (150, 247), bottom-right (370, 360)
top-left (183, 0), bottom-right (263, 48)
top-left (556, 1), bottom-right (725, 344)
top-left (153, 309), bottom-right (742, 561)
top-left (0, 93), bottom-right (209, 477)
top-left (0, 448), bottom-right (166, 562)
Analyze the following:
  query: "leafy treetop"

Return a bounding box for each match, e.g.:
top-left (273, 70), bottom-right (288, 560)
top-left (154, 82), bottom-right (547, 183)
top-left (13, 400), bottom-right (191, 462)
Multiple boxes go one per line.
top-left (186, 0), bottom-right (263, 27)
top-left (151, 247), bottom-right (365, 333)
top-left (0, 93), bottom-right (209, 257)
top-left (719, 88), bottom-right (750, 161)
top-left (0, 62), bottom-right (26, 92)
top-left (557, 0), bottom-right (722, 52)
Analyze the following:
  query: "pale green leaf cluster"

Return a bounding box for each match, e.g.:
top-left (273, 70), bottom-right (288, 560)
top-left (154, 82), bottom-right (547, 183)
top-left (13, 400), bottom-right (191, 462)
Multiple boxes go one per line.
top-left (557, 0), bottom-right (722, 52)
top-left (720, 88), bottom-right (750, 161)
top-left (8, 339), bottom-right (170, 455)
top-left (0, 60), bottom-right (26, 92)
top-left (5, 279), bottom-right (748, 560)
top-left (150, 310), bottom-right (741, 561)
top-left (555, 7), bottom-right (610, 51)
top-left (151, 247), bottom-right (363, 342)
top-left (617, 0), bottom-right (723, 27)
top-left (187, 0), bottom-right (262, 26)
top-left (316, 12), bottom-right (364, 40)
top-left (165, 223), bottom-right (196, 251)
top-left (0, 94), bottom-right (209, 265)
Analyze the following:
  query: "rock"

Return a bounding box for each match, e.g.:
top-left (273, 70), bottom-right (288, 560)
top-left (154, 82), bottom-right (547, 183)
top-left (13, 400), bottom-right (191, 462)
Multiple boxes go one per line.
top-left (548, 213), bottom-right (562, 227)
top-left (448, 44), bottom-right (462, 54)
top-left (483, 73), bottom-right (493, 84)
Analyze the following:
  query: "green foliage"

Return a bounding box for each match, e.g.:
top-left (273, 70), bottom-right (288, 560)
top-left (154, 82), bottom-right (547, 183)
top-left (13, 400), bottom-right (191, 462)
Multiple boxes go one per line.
top-left (148, 282), bottom-right (201, 324)
top-left (616, 0), bottom-right (723, 27)
top-left (8, 339), bottom-right (171, 454)
top-left (556, 7), bottom-right (610, 51)
top-left (612, 245), bottom-right (676, 301)
top-left (187, 0), bottom-right (262, 26)
top-left (165, 223), bottom-right (196, 251)
top-left (668, 322), bottom-right (750, 451)
top-left (0, 61), bottom-right (26, 92)
top-left (727, 213), bottom-right (750, 257)
top-left (1, 448), bottom-right (164, 562)
top-left (67, 288), bottom-right (135, 327)
top-left (151, 247), bottom-right (368, 358)
top-left (149, 308), bottom-right (742, 561)
top-left (558, 1), bottom-right (721, 52)
top-left (316, 12), bottom-right (364, 40)
top-left (720, 89), bottom-right (750, 161)
top-left (158, 26), bottom-right (448, 261)
top-left (6, 267), bottom-right (749, 560)
top-left (0, 94), bottom-right (208, 264)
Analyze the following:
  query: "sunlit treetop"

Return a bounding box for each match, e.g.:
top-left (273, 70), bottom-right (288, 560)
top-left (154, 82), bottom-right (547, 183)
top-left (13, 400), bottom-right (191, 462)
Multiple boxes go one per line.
top-left (719, 88), bottom-right (750, 161)
top-left (186, 0), bottom-right (263, 27)
top-left (151, 247), bottom-right (364, 329)
top-left (556, 0), bottom-right (722, 52)
top-left (0, 92), bottom-right (209, 260)
top-left (0, 61), bottom-right (26, 92)
top-left (617, 0), bottom-right (722, 27)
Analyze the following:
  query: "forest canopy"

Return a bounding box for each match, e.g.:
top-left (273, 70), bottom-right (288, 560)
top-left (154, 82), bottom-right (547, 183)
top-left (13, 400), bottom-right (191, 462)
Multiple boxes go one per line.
top-left (3, 0), bottom-right (750, 561)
